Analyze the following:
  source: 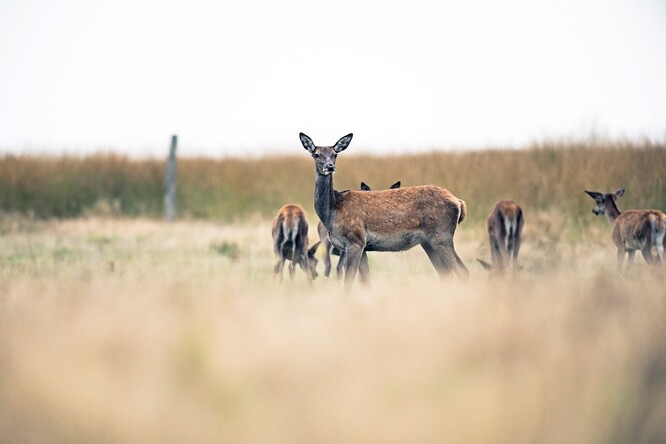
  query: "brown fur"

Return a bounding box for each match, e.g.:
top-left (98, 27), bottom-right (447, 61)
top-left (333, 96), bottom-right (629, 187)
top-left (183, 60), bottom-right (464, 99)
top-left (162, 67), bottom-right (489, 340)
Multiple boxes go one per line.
top-left (319, 181), bottom-right (401, 280)
top-left (300, 132), bottom-right (468, 291)
top-left (585, 188), bottom-right (666, 274)
top-left (477, 200), bottom-right (524, 274)
top-left (271, 204), bottom-right (319, 282)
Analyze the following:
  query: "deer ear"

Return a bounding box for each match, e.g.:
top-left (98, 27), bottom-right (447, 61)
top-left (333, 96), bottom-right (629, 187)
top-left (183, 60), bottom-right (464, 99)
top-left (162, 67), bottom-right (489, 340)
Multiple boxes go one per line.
top-left (333, 133), bottom-right (353, 153)
top-left (614, 188), bottom-right (625, 199)
top-left (300, 133), bottom-right (316, 153)
top-left (584, 190), bottom-right (602, 200)
top-left (390, 181), bottom-right (401, 189)
top-left (360, 182), bottom-right (371, 191)
top-left (308, 241), bottom-right (320, 257)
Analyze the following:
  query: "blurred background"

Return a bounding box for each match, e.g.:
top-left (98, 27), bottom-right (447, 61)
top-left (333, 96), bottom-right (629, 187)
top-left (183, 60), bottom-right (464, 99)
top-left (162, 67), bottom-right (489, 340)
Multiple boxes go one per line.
top-left (1, 0), bottom-right (665, 157)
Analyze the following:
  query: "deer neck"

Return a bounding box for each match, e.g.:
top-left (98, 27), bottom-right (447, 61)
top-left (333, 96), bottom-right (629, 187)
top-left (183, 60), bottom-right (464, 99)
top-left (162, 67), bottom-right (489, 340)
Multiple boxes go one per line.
top-left (604, 200), bottom-right (622, 225)
top-left (314, 173), bottom-right (336, 230)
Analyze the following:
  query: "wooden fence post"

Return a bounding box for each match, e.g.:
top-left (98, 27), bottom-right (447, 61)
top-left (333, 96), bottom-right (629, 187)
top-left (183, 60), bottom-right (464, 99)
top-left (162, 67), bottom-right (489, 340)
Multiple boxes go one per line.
top-left (165, 135), bottom-right (177, 222)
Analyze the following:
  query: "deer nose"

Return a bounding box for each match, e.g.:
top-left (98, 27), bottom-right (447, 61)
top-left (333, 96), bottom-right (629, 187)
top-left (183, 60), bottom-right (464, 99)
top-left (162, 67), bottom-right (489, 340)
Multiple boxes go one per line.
top-left (324, 163), bottom-right (335, 172)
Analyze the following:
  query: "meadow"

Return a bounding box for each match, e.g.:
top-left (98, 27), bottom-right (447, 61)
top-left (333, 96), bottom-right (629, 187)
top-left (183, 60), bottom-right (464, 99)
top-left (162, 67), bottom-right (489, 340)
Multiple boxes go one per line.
top-left (0, 141), bottom-right (665, 443)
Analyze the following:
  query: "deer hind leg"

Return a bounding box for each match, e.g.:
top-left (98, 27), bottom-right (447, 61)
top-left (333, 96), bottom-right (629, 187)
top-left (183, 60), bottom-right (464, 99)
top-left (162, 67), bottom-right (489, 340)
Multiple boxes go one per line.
top-left (274, 256), bottom-right (286, 282)
top-left (508, 229), bottom-right (521, 272)
top-left (336, 250), bottom-right (346, 280)
top-left (343, 244), bottom-right (364, 291)
top-left (639, 247), bottom-right (654, 266)
top-left (288, 245), bottom-right (298, 280)
top-left (323, 245), bottom-right (332, 279)
top-left (655, 231), bottom-right (665, 263)
top-left (423, 239), bottom-right (468, 279)
top-left (358, 251), bottom-right (371, 285)
top-left (490, 237), bottom-right (506, 274)
top-left (616, 246), bottom-right (626, 275)
top-left (626, 250), bottom-right (637, 274)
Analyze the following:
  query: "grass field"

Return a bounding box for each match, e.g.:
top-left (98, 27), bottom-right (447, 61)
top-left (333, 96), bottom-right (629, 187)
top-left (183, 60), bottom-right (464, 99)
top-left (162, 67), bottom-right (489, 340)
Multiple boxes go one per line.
top-left (1, 140), bottom-right (664, 222)
top-left (0, 213), bottom-right (664, 443)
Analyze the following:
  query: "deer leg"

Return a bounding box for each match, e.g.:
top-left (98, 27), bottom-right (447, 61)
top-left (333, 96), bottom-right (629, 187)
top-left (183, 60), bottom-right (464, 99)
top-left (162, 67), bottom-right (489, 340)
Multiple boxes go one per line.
top-left (423, 240), bottom-right (469, 279)
top-left (490, 238), bottom-right (505, 274)
top-left (655, 240), bottom-right (664, 263)
top-left (454, 250), bottom-right (470, 279)
top-left (343, 244), bottom-right (363, 291)
top-left (498, 235), bottom-right (510, 274)
top-left (639, 247), bottom-right (653, 266)
top-left (336, 250), bottom-right (346, 280)
top-left (287, 245), bottom-right (298, 280)
top-left (626, 250), bottom-right (637, 274)
top-left (274, 256), bottom-right (286, 282)
top-left (323, 245), bottom-right (332, 279)
top-left (509, 231), bottom-right (521, 271)
top-left (358, 251), bottom-right (371, 285)
top-left (422, 242), bottom-right (449, 277)
top-left (616, 246), bottom-right (626, 275)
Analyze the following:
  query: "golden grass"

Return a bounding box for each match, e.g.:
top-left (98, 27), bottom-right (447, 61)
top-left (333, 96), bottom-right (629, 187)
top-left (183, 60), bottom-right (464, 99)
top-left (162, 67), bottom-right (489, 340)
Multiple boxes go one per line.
top-left (1, 140), bottom-right (664, 224)
top-left (0, 216), bottom-right (664, 443)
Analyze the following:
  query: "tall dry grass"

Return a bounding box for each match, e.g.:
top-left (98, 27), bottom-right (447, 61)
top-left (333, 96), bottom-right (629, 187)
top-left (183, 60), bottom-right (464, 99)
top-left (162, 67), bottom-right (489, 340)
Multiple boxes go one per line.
top-left (0, 216), bottom-right (664, 443)
top-left (1, 140), bottom-right (664, 227)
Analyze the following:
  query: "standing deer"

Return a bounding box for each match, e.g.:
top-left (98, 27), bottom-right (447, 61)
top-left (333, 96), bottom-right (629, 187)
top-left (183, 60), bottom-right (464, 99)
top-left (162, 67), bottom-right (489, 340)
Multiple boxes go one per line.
top-left (477, 200), bottom-right (524, 275)
top-left (272, 204), bottom-right (320, 282)
top-left (300, 132), bottom-right (468, 291)
top-left (318, 181), bottom-right (401, 280)
top-left (585, 188), bottom-right (666, 274)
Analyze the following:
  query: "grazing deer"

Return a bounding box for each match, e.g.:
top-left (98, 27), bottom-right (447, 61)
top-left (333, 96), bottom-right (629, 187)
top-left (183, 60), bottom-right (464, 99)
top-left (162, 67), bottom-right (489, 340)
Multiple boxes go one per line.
top-left (584, 188), bottom-right (666, 274)
top-left (272, 204), bottom-right (320, 282)
top-left (477, 200), bottom-right (524, 275)
top-left (300, 132), bottom-right (468, 290)
top-left (318, 181), bottom-right (401, 279)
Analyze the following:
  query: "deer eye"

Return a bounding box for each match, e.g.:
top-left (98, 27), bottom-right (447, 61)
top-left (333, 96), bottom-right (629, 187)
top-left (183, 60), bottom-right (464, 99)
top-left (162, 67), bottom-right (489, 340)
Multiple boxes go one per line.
top-left (312, 153), bottom-right (320, 159)
top-left (332, 153), bottom-right (337, 158)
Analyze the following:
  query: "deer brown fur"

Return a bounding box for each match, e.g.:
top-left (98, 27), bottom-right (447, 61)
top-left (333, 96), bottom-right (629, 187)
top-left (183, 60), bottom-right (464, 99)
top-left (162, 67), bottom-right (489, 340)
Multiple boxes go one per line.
top-left (477, 200), bottom-right (524, 274)
top-left (318, 181), bottom-right (401, 280)
top-left (300, 132), bottom-right (468, 290)
top-left (585, 188), bottom-right (666, 274)
top-left (272, 204), bottom-right (319, 282)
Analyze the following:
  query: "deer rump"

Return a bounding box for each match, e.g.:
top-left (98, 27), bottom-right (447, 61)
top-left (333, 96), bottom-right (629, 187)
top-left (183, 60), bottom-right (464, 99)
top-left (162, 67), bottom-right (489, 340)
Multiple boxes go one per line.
top-left (613, 210), bottom-right (666, 254)
top-left (272, 210), bottom-right (308, 258)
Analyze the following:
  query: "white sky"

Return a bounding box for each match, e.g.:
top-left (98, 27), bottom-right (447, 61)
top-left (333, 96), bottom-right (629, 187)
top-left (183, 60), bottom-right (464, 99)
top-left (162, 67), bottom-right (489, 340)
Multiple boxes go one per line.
top-left (0, 0), bottom-right (665, 157)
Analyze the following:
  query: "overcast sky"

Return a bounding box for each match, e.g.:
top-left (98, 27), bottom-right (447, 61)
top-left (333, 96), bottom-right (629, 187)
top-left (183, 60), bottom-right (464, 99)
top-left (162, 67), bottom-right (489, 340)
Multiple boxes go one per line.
top-left (1, 0), bottom-right (665, 157)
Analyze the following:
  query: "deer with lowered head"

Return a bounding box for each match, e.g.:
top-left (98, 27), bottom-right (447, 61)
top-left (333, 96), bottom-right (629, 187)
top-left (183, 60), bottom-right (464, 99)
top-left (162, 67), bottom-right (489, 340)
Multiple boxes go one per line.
top-left (272, 203), bottom-right (320, 282)
top-left (318, 181), bottom-right (401, 280)
top-left (477, 200), bottom-right (524, 275)
top-left (584, 187), bottom-right (666, 274)
top-left (300, 132), bottom-right (468, 290)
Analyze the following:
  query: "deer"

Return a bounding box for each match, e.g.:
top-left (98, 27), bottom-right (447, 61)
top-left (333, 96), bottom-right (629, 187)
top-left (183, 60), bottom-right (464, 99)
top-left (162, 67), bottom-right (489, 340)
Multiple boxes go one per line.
top-left (300, 132), bottom-right (468, 291)
top-left (318, 181), bottom-right (401, 280)
top-left (272, 203), bottom-right (320, 282)
top-left (584, 188), bottom-right (666, 274)
top-left (477, 200), bottom-right (524, 275)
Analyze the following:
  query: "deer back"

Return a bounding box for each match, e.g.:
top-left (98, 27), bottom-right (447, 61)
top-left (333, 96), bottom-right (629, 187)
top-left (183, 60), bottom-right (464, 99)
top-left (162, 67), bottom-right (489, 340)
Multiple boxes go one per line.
top-left (332, 185), bottom-right (463, 237)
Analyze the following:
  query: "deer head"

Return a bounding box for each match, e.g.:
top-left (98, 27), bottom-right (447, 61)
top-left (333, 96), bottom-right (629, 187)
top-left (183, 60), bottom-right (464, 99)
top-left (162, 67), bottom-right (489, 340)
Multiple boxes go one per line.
top-left (584, 188), bottom-right (624, 216)
top-left (300, 133), bottom-right (353, 176)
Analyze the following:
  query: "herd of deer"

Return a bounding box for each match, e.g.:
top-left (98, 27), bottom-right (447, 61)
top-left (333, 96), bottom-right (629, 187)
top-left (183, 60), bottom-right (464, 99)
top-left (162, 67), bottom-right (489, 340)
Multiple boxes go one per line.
top-left (272, 133), bottom-right (666, 290)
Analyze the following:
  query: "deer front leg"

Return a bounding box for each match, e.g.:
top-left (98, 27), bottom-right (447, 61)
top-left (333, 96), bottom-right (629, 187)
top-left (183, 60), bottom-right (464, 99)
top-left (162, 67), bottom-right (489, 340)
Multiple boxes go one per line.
top-left (343, 244), bottom-right (364, 291)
